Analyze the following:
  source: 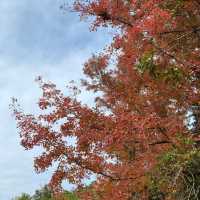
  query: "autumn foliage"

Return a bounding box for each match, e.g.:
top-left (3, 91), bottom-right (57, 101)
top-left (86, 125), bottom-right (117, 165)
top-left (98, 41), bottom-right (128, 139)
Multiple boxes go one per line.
top-left (12, 0), bottom-right (200, 199)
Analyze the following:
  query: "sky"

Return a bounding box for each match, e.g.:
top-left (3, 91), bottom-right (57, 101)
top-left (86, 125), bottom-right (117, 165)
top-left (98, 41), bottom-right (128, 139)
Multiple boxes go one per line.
top-left (0, 1), bottom-right (112, 199)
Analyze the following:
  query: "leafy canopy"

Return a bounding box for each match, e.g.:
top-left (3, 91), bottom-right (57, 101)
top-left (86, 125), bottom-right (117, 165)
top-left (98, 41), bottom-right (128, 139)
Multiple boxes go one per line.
top-left (12, 0), bottom-right (200, 199)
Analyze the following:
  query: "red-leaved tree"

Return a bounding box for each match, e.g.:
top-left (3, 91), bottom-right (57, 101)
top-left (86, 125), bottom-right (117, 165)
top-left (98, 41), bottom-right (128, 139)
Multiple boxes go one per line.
top-left (12, 0), bottom-right (200, 199)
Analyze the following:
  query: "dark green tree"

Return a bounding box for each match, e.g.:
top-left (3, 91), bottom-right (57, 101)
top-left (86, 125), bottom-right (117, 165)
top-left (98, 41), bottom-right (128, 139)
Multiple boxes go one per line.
top-left (32, 185), bottom-right (52, 200)
top-left (12, 193), bottom-right (31, 200)
top-left (12, 186), bottom-right (79, 200)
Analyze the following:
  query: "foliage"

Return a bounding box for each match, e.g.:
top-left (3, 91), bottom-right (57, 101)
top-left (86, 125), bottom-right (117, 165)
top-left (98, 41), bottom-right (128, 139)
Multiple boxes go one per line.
top-left (13, 193), bottom-right (32, 200)
top-left (136, 52), bottom-right (185, 84)
top-left (12, 186), bottom-right (78, 200)
top-left (148, 136), bottom-right (200, 200)
top-left (32, 185), bottom-right (53, 200)
top-left (62, 191), bottom-right (79, 200)
top-left (12, 0), bottom-right (200, 199)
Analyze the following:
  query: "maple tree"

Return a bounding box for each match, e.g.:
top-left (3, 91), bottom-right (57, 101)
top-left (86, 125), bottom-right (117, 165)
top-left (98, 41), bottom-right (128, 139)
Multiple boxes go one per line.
top-left (12, 0), bottom-right (200, 199)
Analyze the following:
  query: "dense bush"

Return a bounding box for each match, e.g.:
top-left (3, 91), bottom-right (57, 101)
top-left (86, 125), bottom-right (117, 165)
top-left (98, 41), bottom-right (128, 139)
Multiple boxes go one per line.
top-left (149, 136), bottom-right (200, 200)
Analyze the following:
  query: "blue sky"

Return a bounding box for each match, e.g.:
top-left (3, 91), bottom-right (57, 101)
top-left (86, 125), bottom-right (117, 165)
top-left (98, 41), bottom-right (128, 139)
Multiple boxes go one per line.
top-left (0, 1), bottom-right (112, 199)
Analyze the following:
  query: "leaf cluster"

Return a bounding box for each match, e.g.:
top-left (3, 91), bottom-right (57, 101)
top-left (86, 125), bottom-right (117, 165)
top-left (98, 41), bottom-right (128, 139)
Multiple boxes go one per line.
top-left (136, 52), bottom-right (185, 85)
top-left (148, 136), bottom-right (200, 200)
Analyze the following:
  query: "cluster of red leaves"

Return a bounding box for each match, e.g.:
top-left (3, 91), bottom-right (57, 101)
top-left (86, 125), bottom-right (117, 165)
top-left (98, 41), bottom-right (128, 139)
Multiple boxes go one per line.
top-left (13, 0), bottom-right (200, 199)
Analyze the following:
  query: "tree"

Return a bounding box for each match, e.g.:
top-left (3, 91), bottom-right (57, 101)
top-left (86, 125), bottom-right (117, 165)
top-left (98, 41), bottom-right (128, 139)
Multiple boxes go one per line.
top-left (32, 185), bottom-right (52, 200)
top-left (12, 186), bottom-right (78, 200)
top-left (12, 0), bottom-right (200, 199)
top-left (13, 193), bottom-right (31, 200)
top-left (148, 137), bottom-right (200, 200)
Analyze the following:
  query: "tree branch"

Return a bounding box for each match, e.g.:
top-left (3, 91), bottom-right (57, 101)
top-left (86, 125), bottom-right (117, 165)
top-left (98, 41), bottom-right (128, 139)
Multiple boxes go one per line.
top-left (72, 157), bottom-right (144, 181)
top-left (149, 140), bottom-right (171, 146)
